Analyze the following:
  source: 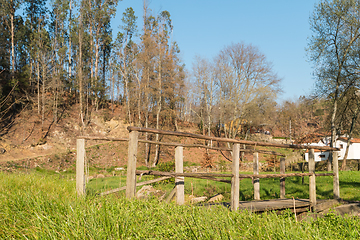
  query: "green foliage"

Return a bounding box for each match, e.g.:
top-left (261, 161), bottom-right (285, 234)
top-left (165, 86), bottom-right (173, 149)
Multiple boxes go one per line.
top-left (154, 161), bottom-right (175, 184)
top-left (183, 161), bottom-right (197, 167)
top-left (1, 171), bottom-right (360, 239)
top-left (218, 159), bottom-right (228, 172)
top-left (156, 161), bottom-right (175, 172)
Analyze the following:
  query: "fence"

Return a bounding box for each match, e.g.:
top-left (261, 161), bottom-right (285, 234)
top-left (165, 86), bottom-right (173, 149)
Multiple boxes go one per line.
top-left (76, 126), bottom-right (339, 211)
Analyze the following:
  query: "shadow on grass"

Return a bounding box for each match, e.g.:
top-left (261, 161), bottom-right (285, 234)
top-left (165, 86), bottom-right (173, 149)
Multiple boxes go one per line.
top-left (339, 180), bottom-right (360, 188)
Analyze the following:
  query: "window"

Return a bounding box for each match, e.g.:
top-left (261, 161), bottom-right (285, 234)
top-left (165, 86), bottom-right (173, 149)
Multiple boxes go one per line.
top-left (340, 144), bottom-right (343, 149)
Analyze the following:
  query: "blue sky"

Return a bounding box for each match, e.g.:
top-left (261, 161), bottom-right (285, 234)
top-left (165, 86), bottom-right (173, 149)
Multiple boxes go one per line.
top-left (113, 0), bottom-right (319, 102)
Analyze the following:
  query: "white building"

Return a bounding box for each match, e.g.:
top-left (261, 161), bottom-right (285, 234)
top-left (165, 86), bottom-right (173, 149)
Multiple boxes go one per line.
top-left (304, 137), bottom-right (360, 162)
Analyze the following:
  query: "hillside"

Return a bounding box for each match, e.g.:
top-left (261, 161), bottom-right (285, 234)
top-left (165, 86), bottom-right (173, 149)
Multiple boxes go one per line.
top-left (0, 104), bottom-right (221, 172)
top-left (0, 104), bottom-right (303, 174)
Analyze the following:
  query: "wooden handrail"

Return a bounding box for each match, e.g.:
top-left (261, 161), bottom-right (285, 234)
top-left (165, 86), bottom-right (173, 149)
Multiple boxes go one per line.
top-left (76, 135), bottom-right (285, 156)
top-left (127, 126), bottom-right (340, 151)
top-left (78, 136), bottom-right (129, 141)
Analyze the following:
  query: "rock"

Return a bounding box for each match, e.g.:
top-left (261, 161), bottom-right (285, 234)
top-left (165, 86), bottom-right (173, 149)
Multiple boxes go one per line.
top-left (97, 174), bottom-right (105, 178)
top-left (42, 144), bottom-right (52, 150)
top-left (208, 194), bottom-right (224, 203)
top-left (136, 185), bottom-right (159, 199)
top-left (0, 148), bottom-right (5, 154)
top-left (106, 118), bottom-right (120, 130)
top-left (189, 196), bottom-right (207, 204)
top-left (299, 202), bottom-right (360, 222)
top-left (114, 167), bottom-right (125, 171)
top-left (331, 203), bottom-right (360, 217)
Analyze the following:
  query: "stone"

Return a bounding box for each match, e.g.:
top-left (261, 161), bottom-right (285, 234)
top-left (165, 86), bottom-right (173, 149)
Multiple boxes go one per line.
top-left (208, 194), bottom-right (224, 203)
top-left (136, 185), bottom-right (159, 199)
top-left (189, 196), bottom-right (207, 204)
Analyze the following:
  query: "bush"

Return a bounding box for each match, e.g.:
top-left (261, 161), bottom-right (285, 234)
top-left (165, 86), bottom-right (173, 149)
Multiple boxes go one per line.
top-left (156, 161), bottom-right (175, 172)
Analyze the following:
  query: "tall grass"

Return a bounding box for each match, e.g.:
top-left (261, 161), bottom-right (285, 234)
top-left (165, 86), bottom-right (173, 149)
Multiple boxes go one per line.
top-left (1, 172), bottom-right (360, 239)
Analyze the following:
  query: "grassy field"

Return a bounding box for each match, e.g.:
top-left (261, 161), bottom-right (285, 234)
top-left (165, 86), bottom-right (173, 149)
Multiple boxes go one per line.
top-left (1, 171), bottom-right (360, 239)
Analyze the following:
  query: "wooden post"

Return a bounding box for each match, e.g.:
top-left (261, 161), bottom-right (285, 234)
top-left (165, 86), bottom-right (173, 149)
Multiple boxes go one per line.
top-left (76, 138), bottom-right (86, 196)
top-left (333, 151), bottom-right (340, 199)
top-left (241, 144), bottom-right (245, 162)
top-left (253, 152), bottom-right (260, 200)
top-left (280, 157), bottom-right (285, 199)
top-left (175, 146), bottom-right (184, 205)
top-left (231, 143), bottom-right (240, 211)
top-left (126, 130), bottom-right (139, 199)
top-left (309, 149), bottom-right (316, 205)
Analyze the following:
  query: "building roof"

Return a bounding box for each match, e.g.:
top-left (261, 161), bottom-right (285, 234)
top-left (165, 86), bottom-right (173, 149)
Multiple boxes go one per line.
top-left (296, 133), bottom-right (327, 144)
top-left (305, 149), bottom-right (324, 153)
top-left (338, 137), bottom-right (360, 143)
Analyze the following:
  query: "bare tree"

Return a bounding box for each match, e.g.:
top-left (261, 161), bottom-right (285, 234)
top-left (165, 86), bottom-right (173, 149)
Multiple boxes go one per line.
top-left (215, 42), bottom-right (281, 140)
top-left (192, 56), bottom-right (216, 145)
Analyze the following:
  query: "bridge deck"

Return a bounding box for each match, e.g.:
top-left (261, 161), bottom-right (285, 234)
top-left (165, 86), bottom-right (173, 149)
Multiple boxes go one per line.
top-left (238, 198), bottom-right (311, 213)
top-left (207, 199), bottom-right (338, 213)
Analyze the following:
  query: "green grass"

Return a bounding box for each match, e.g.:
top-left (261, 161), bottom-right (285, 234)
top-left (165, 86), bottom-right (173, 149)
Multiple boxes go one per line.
top-left (1, 171), bottom-right (360, 239)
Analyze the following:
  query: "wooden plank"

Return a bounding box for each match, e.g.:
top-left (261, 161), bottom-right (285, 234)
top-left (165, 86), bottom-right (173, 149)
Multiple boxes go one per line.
top-left (280, 157), bottom-right (285, 199)
top-left (252, 172), bottom-right (333, 178)
top-left (237, 199), bottom-right (311, 212)
top-left (253, 152), bottom-right (260, 200)
top-left (309, 149), bottom-right (316, 205)
top-left (231, 143), bottom-right (240, 211)
top-left (165, 187), bottom-right (177, 203)
top-left (100, 176), bottom-right (171, 196)
top-left (175, 146), bottom-right (184, 205)
top-left (315, 173), bottom-right (335, 177)
top-left (78, 136), bottom-right (128, 141)
top-left (194, 176), bottom-right (231, 183)
top-left (136, 170), bottom-right (233, 178)
top-left (135, 170), bottom-right (332, 179)
top-left (313, 199), bottom-right (340, 213)
top-left (76, 138), bottom-right (86, 196)
top-left (333, 151), bottom-right (340, 199)
top-left (136, 170), bottom-right (232, 182)
top-left (126, 130), bottom-right (139, 199)
top-left (127, 126), bottom-right (339, 151)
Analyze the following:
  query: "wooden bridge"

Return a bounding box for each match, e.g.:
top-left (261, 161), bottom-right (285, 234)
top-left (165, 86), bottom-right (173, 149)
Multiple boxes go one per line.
top-left (76, 126), bottom-right (340, 212)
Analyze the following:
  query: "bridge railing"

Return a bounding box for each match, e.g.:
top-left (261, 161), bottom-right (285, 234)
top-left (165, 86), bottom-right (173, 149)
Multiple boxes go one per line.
top-left (76, 126), bottom-right (339, 211)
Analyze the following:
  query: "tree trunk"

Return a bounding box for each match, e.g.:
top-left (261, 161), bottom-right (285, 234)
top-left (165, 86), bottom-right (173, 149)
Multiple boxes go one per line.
top-left (53, 86), bottom-right (58, 123)
top-left (41, 56), bottom-right (46, 128)
top-left (37, 60), bottom-right (40, 115)
top-left (94, 38), bottom-right (100, 111)
top-left (341, 106), bottom-right (359, 170)
top-left (124, 77), bottom-right (131, 125)
top-left (78, 12), bottom-right (85, 129)
top-left (68, 0), bottom-right (72, 83)
top-left (10, 6), bottom-right (15, 75)
top-left (144, 68), bottom-right (150, 167)
top-left (153, 51), bottom-right (162, 167)
top-left (111, 67), bottom-right (114, 113)
top-left (329, 87), bottom-right (339, 172)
